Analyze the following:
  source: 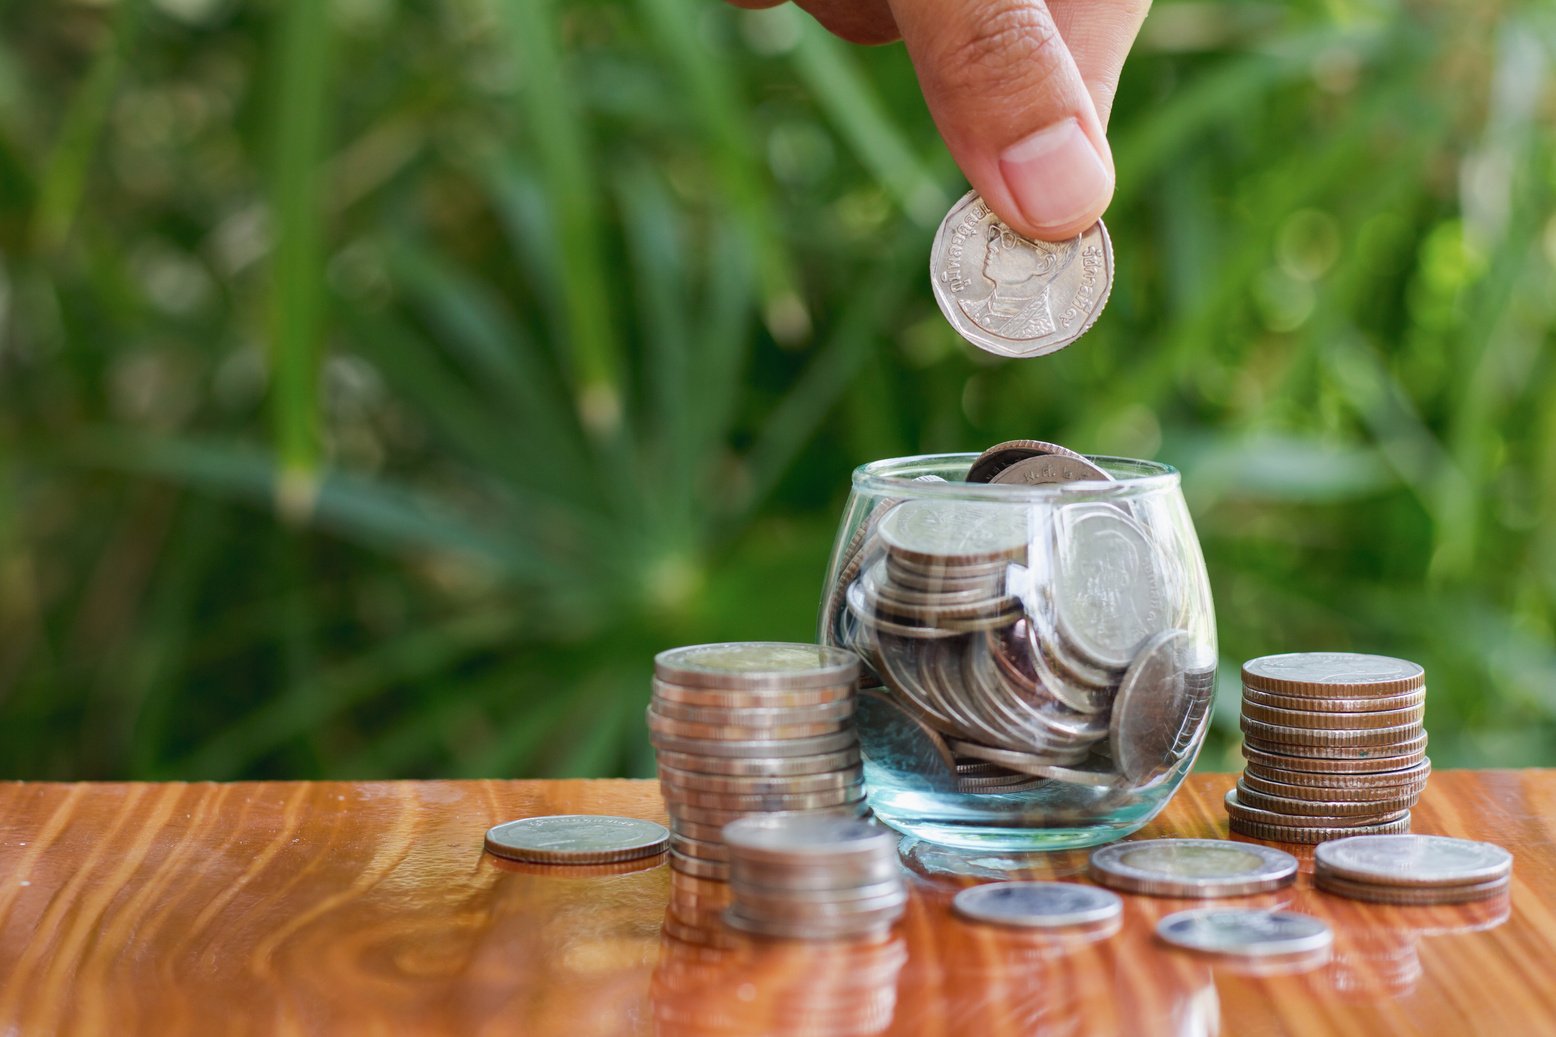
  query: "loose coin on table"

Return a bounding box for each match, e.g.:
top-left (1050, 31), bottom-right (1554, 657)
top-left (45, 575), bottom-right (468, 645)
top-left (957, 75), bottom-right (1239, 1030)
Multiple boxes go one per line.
top-left (952, 881), bottom-right (1123, 929)
top-left (1314, 834), bottom-right (1513, 886)
top-left (1156, 908), bottom-right (1332, 958)
top-left (1314, 873), bottom-right (1511, 906)
top-left (484, 815), bottom-right (669, 865)
top-left (1089, 838), bottom-right (1298, 898)
top-left (930, 190), bottom-right (1114, 360)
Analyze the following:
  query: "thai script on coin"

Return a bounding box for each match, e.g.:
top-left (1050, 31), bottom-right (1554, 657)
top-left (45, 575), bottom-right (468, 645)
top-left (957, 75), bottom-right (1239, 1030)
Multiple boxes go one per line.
top-left (483, 815), bottom-right (669, 865)
top-left (931, 191), bottom-right (1114, 359)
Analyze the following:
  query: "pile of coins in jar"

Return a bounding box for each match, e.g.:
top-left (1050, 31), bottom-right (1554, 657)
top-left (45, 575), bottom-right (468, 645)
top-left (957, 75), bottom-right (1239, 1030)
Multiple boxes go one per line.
top-left (825, 440), bottom-right (1215, 796)
top-left (647, 643), bottom-right (870, 880)
top-left (1227, 652), bottom-right (1431, 842)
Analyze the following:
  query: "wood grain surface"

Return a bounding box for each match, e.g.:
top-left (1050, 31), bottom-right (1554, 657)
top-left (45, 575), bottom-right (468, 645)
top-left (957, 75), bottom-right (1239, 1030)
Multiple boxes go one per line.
top-left (0, 772), bottom-right (1552, 1036)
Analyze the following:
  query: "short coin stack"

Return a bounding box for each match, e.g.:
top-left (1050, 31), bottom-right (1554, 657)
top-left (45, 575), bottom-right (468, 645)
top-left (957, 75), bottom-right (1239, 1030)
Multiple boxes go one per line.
top-left (1229, 652), bottom-right (1430, 844)
top-left (1314, 834), bottom-right (1513, 905)
top-left (650, 643), bottom-right (867, 881)
top-left (722, 815), bottom-right (906, 940)
top-left (829, 440), bottom-right (1214, 795)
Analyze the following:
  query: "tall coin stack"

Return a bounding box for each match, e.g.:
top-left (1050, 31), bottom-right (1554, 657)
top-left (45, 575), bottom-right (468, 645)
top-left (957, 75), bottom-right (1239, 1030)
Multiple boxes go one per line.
top-left (722, 815), bottom-right (906, 940)
top-left (650, 643), bottom-right (868, 881)
top-left (1228, 652), bottom-right (1430, 844)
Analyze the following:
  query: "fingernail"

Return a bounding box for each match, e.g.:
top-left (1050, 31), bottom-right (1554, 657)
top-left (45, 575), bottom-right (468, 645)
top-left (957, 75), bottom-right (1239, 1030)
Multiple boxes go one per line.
top-left (998, 118), bottom-right (1113, 234)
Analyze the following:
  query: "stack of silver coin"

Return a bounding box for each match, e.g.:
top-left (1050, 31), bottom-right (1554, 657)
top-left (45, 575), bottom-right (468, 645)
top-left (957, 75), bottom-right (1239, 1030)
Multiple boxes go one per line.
top-left (650, 643), bottom-right (867, 881)
top-left (722, 815), bottom-right (906, 940)
top-left (828, 440), bottom-right (1215, 795)
top-left (1313, 834), bottom-right (1512, 905)
top-left (1229, 652), bottom-right (1430, 843)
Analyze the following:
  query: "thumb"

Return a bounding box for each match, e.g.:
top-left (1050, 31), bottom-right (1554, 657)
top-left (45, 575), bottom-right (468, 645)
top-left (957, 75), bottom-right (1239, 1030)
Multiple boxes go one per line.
top-left (889, 0), bottom-right (1119, 240)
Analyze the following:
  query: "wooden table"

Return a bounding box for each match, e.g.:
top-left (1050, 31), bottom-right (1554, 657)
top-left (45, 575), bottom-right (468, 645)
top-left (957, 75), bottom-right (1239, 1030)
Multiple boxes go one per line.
top-left (1, 772), bottom-right (1552, 1035)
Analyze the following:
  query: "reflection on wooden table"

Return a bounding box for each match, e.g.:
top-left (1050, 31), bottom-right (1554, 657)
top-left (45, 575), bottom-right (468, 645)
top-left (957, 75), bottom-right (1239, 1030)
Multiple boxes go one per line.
top-left (0, 772), bottom-right (1549, 1035)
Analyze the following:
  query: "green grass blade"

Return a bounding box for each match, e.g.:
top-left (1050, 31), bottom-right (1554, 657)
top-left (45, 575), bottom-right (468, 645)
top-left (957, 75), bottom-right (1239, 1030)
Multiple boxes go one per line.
top-left (30, 2), bottom-right (138, 253)
top-left (266, 0), bottom-right (333, 518)
top-left (738, 229), bottom-right (920, 518)
top-left (496, 0), bottom-right (623, 434)
top-left (634, 0), bottom-right (806, 342)
top-left (613, 161), bottom-right (694, 530)
top-left (784, 14), bottom-right (946, 226)
top-left (385, 241), bottom-right (598, 488)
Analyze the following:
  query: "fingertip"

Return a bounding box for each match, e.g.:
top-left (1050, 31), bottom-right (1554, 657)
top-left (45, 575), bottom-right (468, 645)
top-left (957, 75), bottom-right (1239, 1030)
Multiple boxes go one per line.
top-left (994, 117), bottom-right (1114, 240)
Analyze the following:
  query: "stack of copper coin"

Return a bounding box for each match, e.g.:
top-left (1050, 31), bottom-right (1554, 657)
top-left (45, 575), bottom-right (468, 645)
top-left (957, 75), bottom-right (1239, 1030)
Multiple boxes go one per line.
top-left (1313, 834), bottom-right (1512, 905)
top-left (722, 815), bottom-right (906, 940)
top-left (650, 643), bottom-right (868, 881)
top-left (827, 441), bottom-right (1215, 796)
top-left (1229, 652), bottom-right (1430, 843)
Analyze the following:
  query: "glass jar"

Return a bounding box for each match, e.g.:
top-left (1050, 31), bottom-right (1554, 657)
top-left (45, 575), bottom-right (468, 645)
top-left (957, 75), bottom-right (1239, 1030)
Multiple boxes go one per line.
top-left (819, 453), bottom-right (1216, 852)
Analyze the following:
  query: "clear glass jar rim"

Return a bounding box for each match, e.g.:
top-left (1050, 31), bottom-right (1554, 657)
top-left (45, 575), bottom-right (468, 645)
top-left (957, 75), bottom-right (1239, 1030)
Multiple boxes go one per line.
top-left (851, 452), bottom-right (1180, 502)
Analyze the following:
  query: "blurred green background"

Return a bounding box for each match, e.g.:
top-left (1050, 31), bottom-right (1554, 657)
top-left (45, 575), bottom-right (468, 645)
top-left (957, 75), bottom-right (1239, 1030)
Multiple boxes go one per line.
top-left (1, 0), bottom-right (1553, 781)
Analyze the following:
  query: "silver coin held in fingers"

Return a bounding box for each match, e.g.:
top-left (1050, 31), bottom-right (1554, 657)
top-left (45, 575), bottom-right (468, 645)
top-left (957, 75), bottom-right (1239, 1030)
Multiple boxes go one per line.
top-left (930, 190), bottom-right (1113, 359)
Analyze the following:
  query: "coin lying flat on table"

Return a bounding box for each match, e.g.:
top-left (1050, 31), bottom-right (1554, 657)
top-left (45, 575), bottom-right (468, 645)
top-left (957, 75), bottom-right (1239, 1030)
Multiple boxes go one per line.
top-left (1156, 908), bottom-right (1332, 958)
top-left (1314, 872), bottom-right (1510, 906)
top-left (484, 815), bottom-right (669, 865)
top-left (1314, 835), bottom-right (1512, 887)
top-left (1089, 839), bottom-right (1298, 898)
top-left (953, 881), bottom-right (1123, 929)
top-left (930, 191), bottom-right (1114, 360)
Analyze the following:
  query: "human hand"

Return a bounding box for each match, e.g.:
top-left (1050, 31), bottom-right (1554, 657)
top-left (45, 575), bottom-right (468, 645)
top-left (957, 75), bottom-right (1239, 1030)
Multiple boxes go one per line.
top-left (729, 0), bottom-right (1149, 241)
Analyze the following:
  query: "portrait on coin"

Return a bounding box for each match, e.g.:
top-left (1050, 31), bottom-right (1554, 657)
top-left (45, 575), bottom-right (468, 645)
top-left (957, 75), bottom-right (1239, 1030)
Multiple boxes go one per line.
top-left (959, 223), bottom-right (1081, 340)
